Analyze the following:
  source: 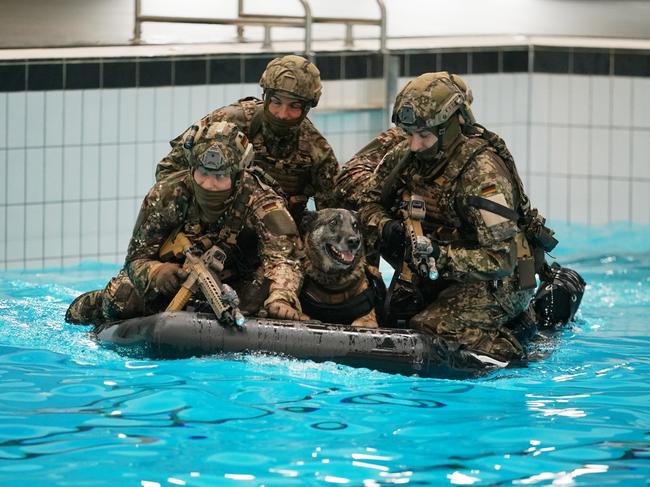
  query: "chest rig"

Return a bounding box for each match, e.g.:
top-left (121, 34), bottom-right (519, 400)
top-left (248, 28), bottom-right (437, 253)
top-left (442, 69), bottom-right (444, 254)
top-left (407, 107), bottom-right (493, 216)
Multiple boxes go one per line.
top-left (241, 99), bottom-right (315, 202)
top-left (402, 137), bottom-right (491, 244)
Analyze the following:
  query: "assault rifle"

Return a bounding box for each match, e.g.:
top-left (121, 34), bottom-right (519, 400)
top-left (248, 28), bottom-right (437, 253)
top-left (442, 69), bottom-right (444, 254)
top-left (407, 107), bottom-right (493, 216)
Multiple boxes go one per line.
top-left (161, 232), bottom-right (246, 328)
top-left (398, 193), bottom-right (439, 284)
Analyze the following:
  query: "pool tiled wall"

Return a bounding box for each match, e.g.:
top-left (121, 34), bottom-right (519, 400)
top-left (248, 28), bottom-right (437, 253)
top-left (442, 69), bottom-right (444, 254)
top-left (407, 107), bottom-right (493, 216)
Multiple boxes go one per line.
top-left (1, 47), bottom-right (649, 269)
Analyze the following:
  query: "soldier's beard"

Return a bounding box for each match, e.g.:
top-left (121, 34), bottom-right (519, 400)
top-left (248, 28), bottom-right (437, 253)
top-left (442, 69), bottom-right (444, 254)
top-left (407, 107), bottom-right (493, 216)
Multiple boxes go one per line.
top-left (192, 179), bottom-right (232, 223)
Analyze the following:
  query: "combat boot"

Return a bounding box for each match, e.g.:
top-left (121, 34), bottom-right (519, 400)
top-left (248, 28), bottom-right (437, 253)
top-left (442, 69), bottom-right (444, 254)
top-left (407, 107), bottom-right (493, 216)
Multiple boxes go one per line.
top-left (65, 290), bottom-right (104, 325)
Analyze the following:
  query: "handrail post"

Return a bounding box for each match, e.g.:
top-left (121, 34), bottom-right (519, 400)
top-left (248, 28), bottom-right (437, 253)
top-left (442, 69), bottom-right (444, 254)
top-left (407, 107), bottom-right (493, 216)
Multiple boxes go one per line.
top-left (298, 0), bottom-right (313, 61)
top-left (237, 0), bottom-right (245, 42)
top-left (376, 0), bottom-right (392, 124)
top-left (133, 0), bottom-right (142, 44)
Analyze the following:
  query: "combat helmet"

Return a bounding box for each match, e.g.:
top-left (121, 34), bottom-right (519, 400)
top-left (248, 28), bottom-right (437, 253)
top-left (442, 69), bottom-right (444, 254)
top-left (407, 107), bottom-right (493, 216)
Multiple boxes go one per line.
top-left (188, 121), bottom-right (254, 179)
top-left (392, 72), bottom-right (468, 154)
top-left (259, 55), bottom-right (322, 107)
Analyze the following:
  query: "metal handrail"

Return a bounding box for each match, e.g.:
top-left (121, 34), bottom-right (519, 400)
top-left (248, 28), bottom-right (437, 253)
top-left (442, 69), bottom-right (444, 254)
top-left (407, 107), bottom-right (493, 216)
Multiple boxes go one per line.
top-left (133, 0), bottom-right (386, 56)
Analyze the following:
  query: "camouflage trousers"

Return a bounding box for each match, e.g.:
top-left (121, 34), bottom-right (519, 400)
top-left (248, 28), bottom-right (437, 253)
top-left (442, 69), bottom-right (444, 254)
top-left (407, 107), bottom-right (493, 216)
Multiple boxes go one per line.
top-left (65, 267), bottom-right (271, 326)
top-left (408, 277), bottom-right (534, 364)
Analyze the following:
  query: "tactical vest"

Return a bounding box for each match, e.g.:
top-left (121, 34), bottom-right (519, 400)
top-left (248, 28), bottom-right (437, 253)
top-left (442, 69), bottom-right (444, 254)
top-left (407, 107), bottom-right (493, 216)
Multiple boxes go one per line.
top-left (240, 98), bottom-right (316, 201)
top-left (404, 137), bottom-right (493, 243)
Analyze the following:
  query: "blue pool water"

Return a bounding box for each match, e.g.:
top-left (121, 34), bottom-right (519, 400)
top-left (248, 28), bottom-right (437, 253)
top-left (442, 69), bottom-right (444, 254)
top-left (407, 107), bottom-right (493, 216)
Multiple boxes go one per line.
top-left (0, 223), bottom-right (649, 486)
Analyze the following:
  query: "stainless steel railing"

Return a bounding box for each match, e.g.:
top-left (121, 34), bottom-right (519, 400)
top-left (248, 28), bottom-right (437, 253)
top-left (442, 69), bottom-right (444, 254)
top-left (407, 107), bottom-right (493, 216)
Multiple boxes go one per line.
top-left (133, 0), bottom-right (387, 56)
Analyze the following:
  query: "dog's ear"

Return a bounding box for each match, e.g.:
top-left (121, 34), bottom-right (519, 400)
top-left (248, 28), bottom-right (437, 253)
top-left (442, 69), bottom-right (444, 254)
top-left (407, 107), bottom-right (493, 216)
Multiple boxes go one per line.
top-left (300, 210), bottom-right (318, 234)
top-left (349, 210), bottom-right (360, 225)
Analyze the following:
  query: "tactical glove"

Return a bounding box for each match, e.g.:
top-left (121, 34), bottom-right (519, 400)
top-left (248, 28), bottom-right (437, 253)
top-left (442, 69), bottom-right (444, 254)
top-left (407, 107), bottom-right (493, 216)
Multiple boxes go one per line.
top-left (380, 219), bottom-right (406, 267)
top-left (264, 290), bottom-right (309, 321)
top-left (153, 263), bottom-right (189, 296)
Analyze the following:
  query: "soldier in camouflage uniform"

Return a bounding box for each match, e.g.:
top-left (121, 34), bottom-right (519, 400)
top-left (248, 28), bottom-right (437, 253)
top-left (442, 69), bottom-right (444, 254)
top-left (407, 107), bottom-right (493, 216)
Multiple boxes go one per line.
top-left (156, 55), bottom-right (339, 225)
top-left (358, 73), bottom-right (540, 368)
top-left (66, 122), bottom-right (306, 325)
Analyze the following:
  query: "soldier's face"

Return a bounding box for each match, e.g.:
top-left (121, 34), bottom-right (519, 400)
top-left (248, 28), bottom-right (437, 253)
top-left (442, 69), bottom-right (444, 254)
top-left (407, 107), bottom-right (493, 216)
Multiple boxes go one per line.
top-left (193, 168), bottom-right (232, 191)
top-left (268, 93), bottom-right (305, 121)
top-left (408, 130), bottom-right (438, 152)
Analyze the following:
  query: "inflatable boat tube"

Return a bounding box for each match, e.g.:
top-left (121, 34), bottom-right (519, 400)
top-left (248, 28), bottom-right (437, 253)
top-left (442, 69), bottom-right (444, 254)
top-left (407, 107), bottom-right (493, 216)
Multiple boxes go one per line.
top-left (96, 311), bottom-right (459, 377)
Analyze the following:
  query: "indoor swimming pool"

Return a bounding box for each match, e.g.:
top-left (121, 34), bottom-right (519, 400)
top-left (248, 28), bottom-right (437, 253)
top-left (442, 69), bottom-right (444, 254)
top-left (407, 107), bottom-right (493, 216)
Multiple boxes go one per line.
top-left (0, 222), bottom-right (649, 486)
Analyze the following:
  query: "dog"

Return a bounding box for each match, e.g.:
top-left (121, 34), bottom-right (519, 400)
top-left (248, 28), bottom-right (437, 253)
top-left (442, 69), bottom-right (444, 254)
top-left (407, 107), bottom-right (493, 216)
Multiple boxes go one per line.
top-left (299, 208), bottom-right (384, 328)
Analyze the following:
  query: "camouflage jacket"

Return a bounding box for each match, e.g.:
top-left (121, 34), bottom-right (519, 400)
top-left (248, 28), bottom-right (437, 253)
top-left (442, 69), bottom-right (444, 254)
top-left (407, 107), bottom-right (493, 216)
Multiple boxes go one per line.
top-left (335, 127), bottom-right (407, 209)
top-left (125, 169), bottom-right (303, 306)
top-left (358, 134), bottom-right (521, 283)
top-left (156, 98), bottom-right (339, 215)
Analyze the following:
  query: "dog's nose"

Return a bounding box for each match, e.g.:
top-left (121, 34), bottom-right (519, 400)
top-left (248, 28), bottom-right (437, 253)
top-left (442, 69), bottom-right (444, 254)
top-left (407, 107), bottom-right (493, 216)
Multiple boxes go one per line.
top-left (347, 236), bottom-right (360, 250)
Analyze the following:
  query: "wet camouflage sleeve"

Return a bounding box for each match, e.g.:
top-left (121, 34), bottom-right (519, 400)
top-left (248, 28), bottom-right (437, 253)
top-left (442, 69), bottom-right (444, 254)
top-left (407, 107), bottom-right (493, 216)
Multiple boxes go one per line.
top-left (336, 127), bottom-right (406, 208)
top-left (124, 177), bottom-right (190, 297)
top-left (156, 104), bottom-right (250, 181)
top-left (438, 150), bottom-right (519, 281)
top-left (357, 141), bottom-right (411, 234)
top-left (246, 179), bottom-right (304, 307)
top-left (307, 126), bottom-right (340, 210)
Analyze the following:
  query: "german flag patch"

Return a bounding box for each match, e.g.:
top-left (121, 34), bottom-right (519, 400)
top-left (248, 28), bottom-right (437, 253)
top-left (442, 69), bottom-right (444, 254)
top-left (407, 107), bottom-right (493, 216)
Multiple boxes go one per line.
top-left (481, 184), bottom-right (498, 197)
top-left (262, 201), bottom-right (281, 212)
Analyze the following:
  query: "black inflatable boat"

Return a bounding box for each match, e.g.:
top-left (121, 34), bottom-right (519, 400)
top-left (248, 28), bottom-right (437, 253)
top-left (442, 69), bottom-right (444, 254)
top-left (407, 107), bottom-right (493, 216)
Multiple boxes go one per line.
top-left (96, 311), bottom-right (474, 378)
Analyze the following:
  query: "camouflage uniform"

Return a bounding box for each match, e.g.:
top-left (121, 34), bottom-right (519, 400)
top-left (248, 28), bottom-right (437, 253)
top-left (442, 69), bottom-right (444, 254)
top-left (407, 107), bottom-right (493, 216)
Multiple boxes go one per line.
top-left (358, 73), bottom-right (537, 365)
top-left (156, 55), bottom-right (339, 225)
top-left (66, 123), bottom-right (303, 325)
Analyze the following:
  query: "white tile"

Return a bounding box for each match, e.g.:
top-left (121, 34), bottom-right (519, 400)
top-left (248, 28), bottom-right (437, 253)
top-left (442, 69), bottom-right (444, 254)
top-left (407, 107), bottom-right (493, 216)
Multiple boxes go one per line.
top-left (610, 180), bottom-right (631, 222)
top-left (549, 75), bottom-right (570, 125)
top-left (99, 199), bottom-right (118, 256)
top-left (0, 94), bottom-right (7, 149)
top-left (632, 78), bottom-right (650, 129)
top-left (631, 181), bottom-right (650, 224)
top-left (549, 126), bottom-right (569, 174)
top-left (0, 150), bottom-right (6, 204)
top-left (98, 254), bottom-right (122, 265)
top-left (7, 92), bottom-right (26, 148)
top-left (135, 88), bottom-right (155, 143)
top-left (530, 74), bottom-right (550, 125)
top-left (189, 85), bottom-right (209, 124)
top-left (6, 149), bottom-right (25, 205)
top-left (81, 90), bottom-right (104, 145)
top-left (61, 146), bottom-right (81, 203)
top-left (43, 203), bottom-right (63, 259)
top-left (99, 90), bottom-right (118, 144)
top-left (513, 73), bottom-right (530, 125)
top-left (61, 201), bottom-right (81, 258)
top-left (612, 77), bottom-right (632, 128)
top-left (99, 144), bottom-right (119, 199)
top-left (207, 84), bottom-right (226, 112)
top-left (590, 76), bottom-right (611, 127)
top-left (0, 206), bottom-right (5, 267)
top-left (172, 86), bottom-right (192, 136)
top-left (63, 90), bottom-right (82, 146)
top-left (529, 125), bottom-right (549, 174)
top-left (26, 92), bottom-right (45, 148)
top-left (118, 88), bottom-right (138, 144)
top-left (118, 144), bottom-right (137, 198)
top-left (590, 127), bottom-right (610, 177)
top-left (25, 147), bottom-right (44, 204)
top-left (569, 75), bottom-right (590, 126)
top-left (568, 127), bottom-right (589, 176)
top-left (511, 125), bottom-right (529, 177)
top-left (80, 200), bottom-right (99, 256)
top-left (366, 79), bottom-right (385, 108)
top-left (44, 147), bottom-right (63, 203)
top-left (42, 257), bottom-right (63, 269)
top-left (6, 205), bottom-right (25, 262)
top-left (611, 129), bottom-right (632, 179)
top-left (79, 145), bottom-right (99, 201)
top-left (548, 175), bottom-right (569, 222)
top-left (568, 176), bottom-right (589, 224)
top-left (25, 205), bottom-right (44, 261)
top-left (154, 87), bottom-right (173, 143)
top-left (589, 179), bottom-right (610, 225)
top-left (466, 75), bottom-right (484, 121)
top-left (117, 198), bottom-right (137, 243)
top-left (528, 174), bottom-right (548, 216)
top-left (482, 74), bottom-right (502, 126)
top-left (44, 91), bottom-right (64, 148)
top-left (496, 74), bottom-right (515, 125)
top-left (631, 131), bottom-right (650, 179)
top-left (135, 143), bottom-right (157, 197)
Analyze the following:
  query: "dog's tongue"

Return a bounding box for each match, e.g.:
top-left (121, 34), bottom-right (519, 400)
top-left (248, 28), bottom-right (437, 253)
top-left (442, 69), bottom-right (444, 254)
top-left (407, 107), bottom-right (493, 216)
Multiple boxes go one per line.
top-left (341, 250), bottom-right (355, 263)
